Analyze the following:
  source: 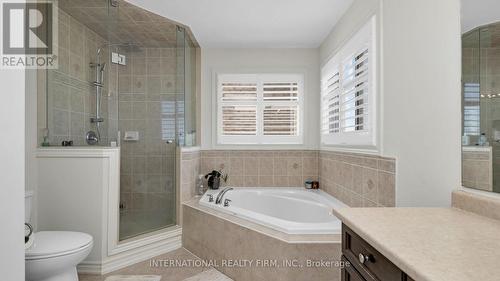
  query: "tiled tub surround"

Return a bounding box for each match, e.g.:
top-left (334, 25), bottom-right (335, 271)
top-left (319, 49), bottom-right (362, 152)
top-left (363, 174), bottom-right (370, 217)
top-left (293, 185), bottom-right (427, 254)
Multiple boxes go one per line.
top-left (462, 147), bottom-right (493, 192)
top-left (177, 147), bottom-right (201, 224)
top-left (182, 200), bottom-right (342, 281)
top-left (319, 151), bottom-right (396, 207)
top-left (200, 150), bottom-right (319, 188)
top-left (180, 148), bottom-right (201, 202)
top-left (452, 190), bottom-right (500, 221)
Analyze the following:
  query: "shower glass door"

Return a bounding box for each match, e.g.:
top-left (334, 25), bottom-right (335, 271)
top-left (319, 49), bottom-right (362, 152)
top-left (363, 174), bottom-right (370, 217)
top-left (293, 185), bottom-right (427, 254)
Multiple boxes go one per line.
top-left (116, 42), bottom-right (179, 240)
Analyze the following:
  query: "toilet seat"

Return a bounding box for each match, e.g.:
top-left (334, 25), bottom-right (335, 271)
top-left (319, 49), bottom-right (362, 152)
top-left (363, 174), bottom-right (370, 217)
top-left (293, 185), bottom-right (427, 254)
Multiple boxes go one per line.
top-left (25, 231), bottom-right (93, 260)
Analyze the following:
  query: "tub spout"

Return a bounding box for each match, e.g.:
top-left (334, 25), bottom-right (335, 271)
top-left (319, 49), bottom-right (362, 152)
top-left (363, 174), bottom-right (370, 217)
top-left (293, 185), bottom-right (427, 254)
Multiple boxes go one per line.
top-left (215, 187), bottom-right (233, 204)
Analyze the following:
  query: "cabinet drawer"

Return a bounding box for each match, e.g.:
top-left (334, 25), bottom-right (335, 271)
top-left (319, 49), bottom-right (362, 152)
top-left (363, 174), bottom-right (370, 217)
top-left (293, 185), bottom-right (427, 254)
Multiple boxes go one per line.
top-left (342, 224), bottom-right (404, 281)
top-left (342, 255), bottom-right (367, 281)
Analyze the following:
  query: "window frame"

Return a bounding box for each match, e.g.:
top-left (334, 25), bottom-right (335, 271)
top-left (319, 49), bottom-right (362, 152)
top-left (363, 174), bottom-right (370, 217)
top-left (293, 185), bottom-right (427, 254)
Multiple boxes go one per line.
top-left (321, 16), bottom-right (377, 148)
top-left (216, 73), bottom-right (304, 145)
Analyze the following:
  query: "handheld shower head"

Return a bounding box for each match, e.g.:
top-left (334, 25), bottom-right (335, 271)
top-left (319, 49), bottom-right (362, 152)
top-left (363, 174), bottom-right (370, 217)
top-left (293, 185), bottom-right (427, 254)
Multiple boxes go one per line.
top-left (100, 63), bottom-right (106, 84)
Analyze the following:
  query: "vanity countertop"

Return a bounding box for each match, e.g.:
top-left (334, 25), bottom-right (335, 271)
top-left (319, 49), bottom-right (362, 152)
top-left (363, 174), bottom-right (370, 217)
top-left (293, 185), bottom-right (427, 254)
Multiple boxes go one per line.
top-left (333, 207), bottom-right (500, 281)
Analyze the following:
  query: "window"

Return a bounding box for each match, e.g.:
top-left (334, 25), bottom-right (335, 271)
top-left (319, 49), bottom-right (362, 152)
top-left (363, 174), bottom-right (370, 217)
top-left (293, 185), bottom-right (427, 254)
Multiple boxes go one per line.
top-left (217, 74), bottom-right (303, 144)
top-left (321, 16), bottom-right (377, 147)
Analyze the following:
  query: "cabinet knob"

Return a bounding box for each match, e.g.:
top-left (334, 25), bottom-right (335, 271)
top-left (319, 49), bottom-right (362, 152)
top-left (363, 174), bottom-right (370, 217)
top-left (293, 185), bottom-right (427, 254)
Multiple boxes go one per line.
top-left (358, 253), bottom-right (372, 264)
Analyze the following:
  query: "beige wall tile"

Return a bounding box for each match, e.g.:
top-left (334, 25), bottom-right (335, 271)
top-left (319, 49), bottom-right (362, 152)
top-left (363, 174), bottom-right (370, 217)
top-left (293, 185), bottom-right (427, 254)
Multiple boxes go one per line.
top-left (182, 204), bottom-right (341, 281)
top-left (273, 158), bottom-right (287, 175)
top-left (362, 168), bottom-right (378, 202)
top-left (378, 172), bottom-right (396, 207)
top-left (197, 150), bottom-right (395, 207)
top-left (244, 158), bottom-right (259, 176)
top-left (258, 158), bottom-right (274, 175)
top-left (230, 158), bottom-right (244, 176)
top-left (287, 157), bottom-right (303, 176)
top-left (259, 176), bottom-right (274, 187)
top-left (273, 176), bottom-right (289, 187)
top-left (244, 176), bottom-right (259, 187)
top-left (319, 151), bottom-right (396, 207)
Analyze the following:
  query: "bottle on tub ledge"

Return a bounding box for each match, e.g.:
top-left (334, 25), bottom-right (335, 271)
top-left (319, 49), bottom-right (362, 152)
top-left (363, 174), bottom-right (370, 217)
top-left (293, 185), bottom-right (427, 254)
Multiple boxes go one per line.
top-left (196, 174), bottom-right (205, 196)
top-left (304, 179), bottom-right (320, 190)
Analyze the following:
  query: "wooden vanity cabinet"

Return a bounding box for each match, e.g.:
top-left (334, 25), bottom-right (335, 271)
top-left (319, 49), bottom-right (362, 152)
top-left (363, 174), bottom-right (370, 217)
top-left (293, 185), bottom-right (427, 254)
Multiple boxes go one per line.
top-left (341, 224), bottom-right (415, 281)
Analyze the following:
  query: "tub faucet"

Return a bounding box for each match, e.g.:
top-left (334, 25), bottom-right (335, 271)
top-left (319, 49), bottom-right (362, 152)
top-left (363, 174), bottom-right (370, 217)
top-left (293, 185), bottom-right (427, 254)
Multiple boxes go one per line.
top-left (215, 187), bottom-right (233, 204)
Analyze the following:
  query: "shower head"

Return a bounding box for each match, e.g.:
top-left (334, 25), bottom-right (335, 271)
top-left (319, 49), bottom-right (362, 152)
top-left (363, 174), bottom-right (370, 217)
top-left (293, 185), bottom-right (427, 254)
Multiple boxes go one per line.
top-left (100, 62), bottom-right (107, 72)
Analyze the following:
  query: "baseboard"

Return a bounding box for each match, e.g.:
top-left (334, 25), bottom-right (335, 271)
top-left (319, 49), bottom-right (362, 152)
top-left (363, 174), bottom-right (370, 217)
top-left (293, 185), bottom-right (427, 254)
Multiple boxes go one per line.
top-left (78, 232), bottom-right (182, 275)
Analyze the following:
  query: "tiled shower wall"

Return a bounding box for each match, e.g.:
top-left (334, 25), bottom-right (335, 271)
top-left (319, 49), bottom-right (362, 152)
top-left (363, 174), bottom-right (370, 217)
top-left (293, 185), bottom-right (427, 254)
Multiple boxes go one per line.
top-left (38, 8), bottom-right (118, 146)
top-left (200, 150), bottom-right (319, 188)
top-left (319, 151), bottom-right (396, 207)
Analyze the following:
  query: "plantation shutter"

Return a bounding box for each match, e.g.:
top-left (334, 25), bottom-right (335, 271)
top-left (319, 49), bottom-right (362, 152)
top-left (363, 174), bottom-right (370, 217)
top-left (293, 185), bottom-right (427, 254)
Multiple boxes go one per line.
top-left (341, 48), bottom-right (369, 133)
top-left (220, 82), bottom-right (258, 136)
top-left (217, 74), bottom-right (303, 144)
top-left (320, 16), bottom-right (376, 147)
top-left (321, 68), bottom-right (341, 135)
top-left (263, 82), bottom-right (299, 136)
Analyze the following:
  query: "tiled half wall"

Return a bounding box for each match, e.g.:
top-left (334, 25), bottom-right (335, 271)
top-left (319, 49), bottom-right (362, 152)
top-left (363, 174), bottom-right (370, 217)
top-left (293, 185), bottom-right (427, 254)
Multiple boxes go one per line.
top-left (179, 149), bottom-right (396, 208)
top-left (319, 151), bottom-right (396, 207)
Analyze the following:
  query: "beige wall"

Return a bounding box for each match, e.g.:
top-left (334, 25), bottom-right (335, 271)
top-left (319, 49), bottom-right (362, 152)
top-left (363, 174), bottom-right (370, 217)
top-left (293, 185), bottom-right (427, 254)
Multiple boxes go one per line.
top-left (200, 48), bottom-right (320, 150)
top-left (319, 0), bottom-right (462, 207)
top-left (381, 0), bottom-right (461, 207)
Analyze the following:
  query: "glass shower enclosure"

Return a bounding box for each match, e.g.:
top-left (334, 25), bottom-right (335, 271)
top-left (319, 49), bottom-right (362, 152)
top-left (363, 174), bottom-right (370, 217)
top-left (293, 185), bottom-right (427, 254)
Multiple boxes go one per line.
top-left (38, 0), bottom-right (198, 241)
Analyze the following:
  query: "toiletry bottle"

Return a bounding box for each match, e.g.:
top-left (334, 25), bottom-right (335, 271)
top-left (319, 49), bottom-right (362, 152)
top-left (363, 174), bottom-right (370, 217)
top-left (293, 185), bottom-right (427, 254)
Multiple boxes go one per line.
top-left (196, 175), bottom-right (205, 195)
top-left (479, 133), bottom-right (487, 146)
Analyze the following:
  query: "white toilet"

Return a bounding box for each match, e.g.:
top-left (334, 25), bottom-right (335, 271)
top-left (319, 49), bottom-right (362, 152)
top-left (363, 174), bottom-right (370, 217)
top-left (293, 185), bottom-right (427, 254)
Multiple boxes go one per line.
top-left (25, 192), bottom-right (93, 281)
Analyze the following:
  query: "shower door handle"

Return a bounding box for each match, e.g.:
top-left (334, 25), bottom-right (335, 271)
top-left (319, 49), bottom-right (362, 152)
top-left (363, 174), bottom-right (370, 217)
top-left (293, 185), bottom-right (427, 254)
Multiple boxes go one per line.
top-left (166, 139), bottom-right (174, 144)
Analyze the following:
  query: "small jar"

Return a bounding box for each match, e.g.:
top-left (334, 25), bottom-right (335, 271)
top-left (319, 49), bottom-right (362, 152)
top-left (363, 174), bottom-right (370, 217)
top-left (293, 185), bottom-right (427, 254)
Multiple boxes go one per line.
top-left (304, 180), bottom-right (313, 189)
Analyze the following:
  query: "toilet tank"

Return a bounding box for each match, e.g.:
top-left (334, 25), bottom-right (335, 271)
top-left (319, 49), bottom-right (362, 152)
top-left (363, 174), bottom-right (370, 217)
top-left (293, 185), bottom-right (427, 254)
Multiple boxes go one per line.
top-left (25, 190), bottom-right (34, 223)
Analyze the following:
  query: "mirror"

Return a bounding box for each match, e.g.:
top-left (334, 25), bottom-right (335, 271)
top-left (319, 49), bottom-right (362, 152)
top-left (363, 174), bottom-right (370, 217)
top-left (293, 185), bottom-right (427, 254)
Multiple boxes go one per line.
top-left (462, 22), bottom-right (500, 193)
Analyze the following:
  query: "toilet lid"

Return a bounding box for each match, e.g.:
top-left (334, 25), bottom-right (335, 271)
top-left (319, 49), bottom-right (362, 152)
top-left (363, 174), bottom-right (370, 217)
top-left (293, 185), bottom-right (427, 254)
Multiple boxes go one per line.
top-left (26, 231), bottom-right (93, 259)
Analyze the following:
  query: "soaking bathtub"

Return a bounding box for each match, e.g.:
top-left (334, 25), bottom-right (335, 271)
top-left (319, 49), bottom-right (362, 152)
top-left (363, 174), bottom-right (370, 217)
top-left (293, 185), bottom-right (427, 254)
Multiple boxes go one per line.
top-left (199, 188), bottom-right (347, 235)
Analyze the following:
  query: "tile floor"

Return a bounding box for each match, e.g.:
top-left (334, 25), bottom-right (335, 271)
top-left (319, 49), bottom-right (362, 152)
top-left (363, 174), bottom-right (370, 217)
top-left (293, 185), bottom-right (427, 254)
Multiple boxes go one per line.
top-left (78, 248), bottom-right (232, 281)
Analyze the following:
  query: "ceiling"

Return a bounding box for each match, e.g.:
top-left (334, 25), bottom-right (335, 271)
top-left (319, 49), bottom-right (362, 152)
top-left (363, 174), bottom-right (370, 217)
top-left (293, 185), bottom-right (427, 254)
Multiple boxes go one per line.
top-left (59, 0), bottom-right (179, 47)
top-left (126, 0), bottom-right (354, 48)
top-left (461, 0), bottom-right (500, 33)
